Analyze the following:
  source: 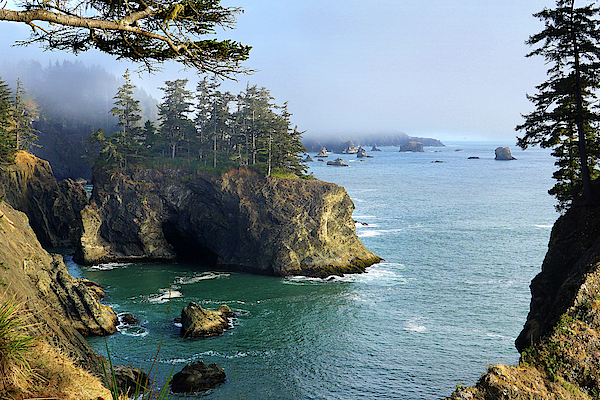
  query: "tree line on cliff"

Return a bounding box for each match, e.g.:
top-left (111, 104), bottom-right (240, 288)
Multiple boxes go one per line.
top-left (90, 71), bottom-right (307, 178)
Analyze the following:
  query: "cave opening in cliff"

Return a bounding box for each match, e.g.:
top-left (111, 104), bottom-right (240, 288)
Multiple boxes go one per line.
top-left (162, 222), bottom-right (219, 266)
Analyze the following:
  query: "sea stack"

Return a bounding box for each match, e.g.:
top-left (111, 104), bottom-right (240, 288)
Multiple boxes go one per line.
top-left (399, 141), bottom-right (424, 152)
top-left (494, 147), bottom-right (516, 160)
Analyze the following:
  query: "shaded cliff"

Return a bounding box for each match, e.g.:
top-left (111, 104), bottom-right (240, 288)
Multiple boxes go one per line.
top-left (0, 151), bottom-right (88, 247)
top-left (447, 204), bottom-right (600, 399)
top-left (0, 200), bottom-right (117, 380)
top-left (76, 167), bottom-right (381, 277)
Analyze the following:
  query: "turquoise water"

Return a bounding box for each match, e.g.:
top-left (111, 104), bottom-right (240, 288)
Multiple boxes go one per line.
top-left (74, 141), bottom-right (558, 399)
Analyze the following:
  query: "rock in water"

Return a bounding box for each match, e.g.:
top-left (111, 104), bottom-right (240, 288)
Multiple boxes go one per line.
top-left (326, 158), bottom-right (349, 166)
top-left (76, 168), bottom-right (381, 277)
top-left (316, 147), bottom-right (328, 157)
top-left (371, 144), bottom-right (382, 151)
top-left (170, 361), bottom-right (226, 393)
top-left (399, 141), bottom-right (424, 152)
top-left (303, 154), bottom-right (314, 162)
top-left (112, 365), bottom-right (149, 396)
top-left (180, 302), bottom-right (233, 338)
top-left (494, 147), bottom-right (516, 160)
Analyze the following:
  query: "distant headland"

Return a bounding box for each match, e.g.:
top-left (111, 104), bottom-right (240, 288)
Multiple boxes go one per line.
top-left (302, 132), bottom-right (444, 154)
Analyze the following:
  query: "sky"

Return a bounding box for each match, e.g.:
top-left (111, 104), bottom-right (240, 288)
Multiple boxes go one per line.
top-left (0, 0), bottom-right (552, 142)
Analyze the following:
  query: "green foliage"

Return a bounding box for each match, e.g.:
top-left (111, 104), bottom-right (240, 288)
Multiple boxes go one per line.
top-left (0, 295), bottom-right (35, 371)
top-left (92, 78), bottom-right (308, 179)
top-left (12, 79), bottom-right (39, 151)
top-left (517, 0), bottom-right (600, 210)
top-left (0, 77), bottom-right (16, 165)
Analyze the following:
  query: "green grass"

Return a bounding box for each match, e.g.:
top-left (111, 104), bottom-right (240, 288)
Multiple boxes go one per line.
top-left (0, 294), bottom-right (36, 373)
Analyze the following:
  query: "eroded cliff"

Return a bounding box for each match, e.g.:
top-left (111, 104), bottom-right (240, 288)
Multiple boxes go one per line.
top-left (447, 204), bottom-right (600, 399)
top-left (76, 167), bottom-right (381, 277)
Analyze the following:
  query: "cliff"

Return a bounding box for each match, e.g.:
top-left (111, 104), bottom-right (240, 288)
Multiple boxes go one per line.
top-left (0, 151), bottom-right (88, 247)
top-left (447, 204), bottom-right (600, 399)
top-left (75, 167), bottom-right (381, 277)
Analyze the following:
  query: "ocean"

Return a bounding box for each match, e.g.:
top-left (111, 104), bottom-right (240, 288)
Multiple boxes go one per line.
top-left (72, 141), bottom-right (558, 399)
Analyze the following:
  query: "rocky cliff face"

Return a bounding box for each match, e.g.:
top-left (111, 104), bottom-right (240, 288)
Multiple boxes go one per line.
top-left (447, 204), bottom-right (600, 399)
top-left (0, 200), bottom-right (117, 378)
top-left (0, 151), bottom-right (88, 247)
top-left (76, 167), bottom-right (381, 277)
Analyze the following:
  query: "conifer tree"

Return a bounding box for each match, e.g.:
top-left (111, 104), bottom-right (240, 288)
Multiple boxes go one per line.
top-left (517, 0), bottom-right (600, 209)
top-left (111, 70), bottom-right (142, 143)
top-left (158, 79), bottom-right (194, 159)
top-left (0, 78), bottom-right (15, 164)
top-left (12, 79), bottom-right (39, 151)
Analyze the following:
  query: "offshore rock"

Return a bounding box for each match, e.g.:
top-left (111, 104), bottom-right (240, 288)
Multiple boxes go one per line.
top-left (180, 302), bottom-right (233, 338)
top-left (356, 146), bottom-right (373, 158)
top-left (170, 361), bottom-right (226, 393)
top-left (76, 168), bottom-right (381, 277)
top-left (0, 200), bottom-right (116, 378)
top-left (494, 146), bottom-right (516, 160)
top-left (316, 147), bottom-right (328, 157)
top-left (399, 141), bottom-right (424, 152)
top-left (0, 151), bottom-right (88, 247)
top-left (327, 158), bottom-right (349, 167)
top-left (371, 144), bottom-right (382, 151)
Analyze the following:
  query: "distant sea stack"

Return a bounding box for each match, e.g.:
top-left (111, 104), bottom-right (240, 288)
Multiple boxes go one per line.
top-left (399, 141), bottom-right (424, 152)
top-left (494, 147), bottom-right (516, 160)
top-left (302, 133), bottom-right (444, 153)
top-left (76, 168), bottom-right (381, 277)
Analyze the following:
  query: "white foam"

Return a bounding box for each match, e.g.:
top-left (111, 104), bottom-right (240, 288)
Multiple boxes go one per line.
top-left (357, 228), bottom-right (402, 238)
top-left (353, 215), bottom-right (377, 219)
top-left (173, 272), bottom-right (230, 285)
top-left (404, 319), bottom-right (427, 333)
top-left (534, 224), bottom-right (553, 228)
top-left (88, 262), bottom-right (131, 271)
top-left (283, 275), bottom-right (355, 285)
top-left (146, 289), bottom-right (183, 304)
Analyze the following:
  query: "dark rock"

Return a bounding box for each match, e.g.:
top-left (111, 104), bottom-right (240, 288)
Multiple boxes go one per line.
top-left (76, 168), bottom-right (381, 277)
top-left (431, 160), bottom-right (443, 163)
top-left (467, 156), bottom-right (480, 159)
top-left (120, 313), bottom-right (138, 325)
top-left (399, 141), bottom-right (424, 152)
top-left (181, 302), bottom-right (233, 338)
top-left (455, 149), bottom-right (463, 152)
top-left (112, 365), bottom-right (149, 396)
top-left (371, 144), bottom-right (382, 151)
top-left (494, 147), bottom-right (516, 160)
top-left (318, 159), bottom-right (324, 162)
top-left (303, 154), bottom-right (314, 162)
top-left (326, 158), bottom-right (349, 167)
top-left (0, 151), bottom-right (88, 247)
top-left (170, 361), bottom-right (226, 393)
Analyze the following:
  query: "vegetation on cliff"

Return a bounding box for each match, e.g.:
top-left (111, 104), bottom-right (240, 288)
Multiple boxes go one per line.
top-left (90, 73), bottom-right (308, 179)
top-left (517, 0), bottom-right (600, 211)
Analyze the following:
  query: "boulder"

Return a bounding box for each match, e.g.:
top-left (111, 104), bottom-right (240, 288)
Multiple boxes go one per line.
top-left (371, 144), bottom-right (382, 152)
top-left (467, 156), bottom-right (480, 160)
top-left (112, 365), bottom-right (149, 396)
top-left (170, 361), bottom-right (226, 393)
top-left (494, 147), bottom-right (516, 160)
top-left (120, 313), bottom-right (138, 325)
top-left (399, 141), bottom-right (424, 152)
top-left (180, 302), bottom-right (233, 338)
top-left (326, 158), bottom-right (349, 167)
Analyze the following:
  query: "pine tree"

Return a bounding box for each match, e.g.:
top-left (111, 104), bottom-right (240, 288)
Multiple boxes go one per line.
top-left (0, 78), bottom-right (15, 164)
top-left (12, 79), bottom-right (39, 151)
top-left (158, 79), bottom-right (194, 159)
top-left (517, 0), bottom-right (600, 209)
top-left (111, 70), bottom-right (143, 147)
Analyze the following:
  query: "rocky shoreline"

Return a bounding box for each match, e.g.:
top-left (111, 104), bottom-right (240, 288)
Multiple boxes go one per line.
top-left (75, 166), bottom-right (381, 277)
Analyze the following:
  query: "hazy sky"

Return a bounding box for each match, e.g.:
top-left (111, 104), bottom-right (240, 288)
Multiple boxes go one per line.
top-left (0, 0), bottom-right (552, 142)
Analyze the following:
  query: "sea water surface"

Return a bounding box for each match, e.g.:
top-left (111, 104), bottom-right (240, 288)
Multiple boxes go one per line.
top-left (73, 141), bottom-right (558, 399)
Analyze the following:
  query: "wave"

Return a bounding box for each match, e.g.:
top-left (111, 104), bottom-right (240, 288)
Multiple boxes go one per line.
top-left (357, 228), bottom-right (403, 238)
top-left (146, 288), bottom-right (184, 304)
top-left (353, 215), bottom-right (377, 219)
top-left (404, 318), bottom-right (427, 333)
top-left (283, 275), bottom-right (356, 286)
top-left (116, 313), bottom-right (149, 337)
top-left (534, 224), bottom-right (553, 228)
top-left (173, 272), bottom-right (231, 285)
top-left (87, 262), bottom-right (131, 271)
top-left (355, 222), bottom-right (380, 228)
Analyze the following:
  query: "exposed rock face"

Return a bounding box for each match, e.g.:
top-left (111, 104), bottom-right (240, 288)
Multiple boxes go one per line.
top-left (0, 151), bottom-right (88, 247)
top-left (304, 154), bottom-right (314, 162)
top-left (316, 147), bottom-right (328, 157)
top-left (399, 141), bottom-right (424, 152)
top-left (170, 361), bottom-right (226, 393)
top-left (356, 146), bottom-right (373, 158)
top-left (112, 365), bottom-right (149, 395)
top-left (371, 144), bottom-right (382, 151)
top-left (76, 168), bottom-right (381, 277)
top-left (446, 204), bottom-right (600, 399)
top-left (327, 158), bottom-right (349, 167)
top-left (180, 302), bottom-right (233, 338)
top-left (494, 146), bottom-right (517, 160)
top-left (0, 200), bottom-right (116, 378)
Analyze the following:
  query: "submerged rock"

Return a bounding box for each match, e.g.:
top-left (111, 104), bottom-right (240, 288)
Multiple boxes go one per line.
top-left (180, 302), bottom-right (233, 338)
top-left (399, 141), bottom-right (424, 152)
top-left (326, 158), bottom-right (349, 167)
top-left (170, 361), bottom-right (226, 393)
top-left (494, 146), bottom-right (516, 160)
top-left (76, 168), bottom-right (380, 277)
